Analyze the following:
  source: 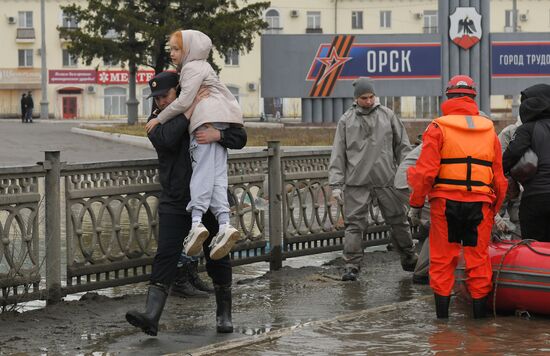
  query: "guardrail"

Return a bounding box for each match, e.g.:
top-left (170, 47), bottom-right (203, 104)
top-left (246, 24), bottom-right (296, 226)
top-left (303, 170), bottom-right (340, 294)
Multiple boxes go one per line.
top-left (0, 142), bottom-right (389, 307)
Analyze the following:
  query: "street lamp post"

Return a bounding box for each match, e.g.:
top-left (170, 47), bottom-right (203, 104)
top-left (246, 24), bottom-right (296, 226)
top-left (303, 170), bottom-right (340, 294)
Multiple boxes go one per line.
top-left (511, 0), bottom-right (520, 119)
top-left (40, 0), bottom-right (49, 120)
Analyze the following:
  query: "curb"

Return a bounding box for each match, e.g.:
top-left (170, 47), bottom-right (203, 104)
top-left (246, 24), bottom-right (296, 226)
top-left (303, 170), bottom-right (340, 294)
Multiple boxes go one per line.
top-left (71, 127), bottom-right (154, 150)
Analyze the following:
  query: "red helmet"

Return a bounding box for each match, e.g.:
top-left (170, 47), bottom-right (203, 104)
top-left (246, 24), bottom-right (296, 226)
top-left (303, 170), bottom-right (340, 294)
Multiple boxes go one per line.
top-left (445, 75), bottom-right (477, 96)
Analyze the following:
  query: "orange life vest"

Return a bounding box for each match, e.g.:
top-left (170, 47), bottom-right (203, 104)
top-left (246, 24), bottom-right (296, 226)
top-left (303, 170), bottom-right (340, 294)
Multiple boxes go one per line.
top-left (433, 115), bottom-right (495, 194)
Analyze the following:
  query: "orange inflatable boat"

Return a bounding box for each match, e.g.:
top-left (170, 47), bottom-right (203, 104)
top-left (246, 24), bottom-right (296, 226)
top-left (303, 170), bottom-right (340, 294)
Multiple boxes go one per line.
top-left (456, 238), bottom-right (550, 315)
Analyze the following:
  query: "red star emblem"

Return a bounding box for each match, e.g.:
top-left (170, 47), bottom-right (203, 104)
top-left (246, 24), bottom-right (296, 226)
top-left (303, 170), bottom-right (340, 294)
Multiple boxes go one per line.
top-left (316, 48), bottom-right (351, 84)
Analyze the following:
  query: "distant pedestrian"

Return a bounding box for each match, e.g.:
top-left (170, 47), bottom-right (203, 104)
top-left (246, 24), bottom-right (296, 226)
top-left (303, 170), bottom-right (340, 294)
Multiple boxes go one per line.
top-left (25, 91), bottom-right (34, 123)
top-left (20, 93), bottom-right (27, 123)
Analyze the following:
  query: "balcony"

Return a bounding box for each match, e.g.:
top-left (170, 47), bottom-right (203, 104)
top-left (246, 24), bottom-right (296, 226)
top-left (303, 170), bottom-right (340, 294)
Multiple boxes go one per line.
top-left (59, 27), bottom-right (78, 42)
top-left (306, 27), bottom-right (323, 34)
top-left (16, 28), bottom-right (35, 42)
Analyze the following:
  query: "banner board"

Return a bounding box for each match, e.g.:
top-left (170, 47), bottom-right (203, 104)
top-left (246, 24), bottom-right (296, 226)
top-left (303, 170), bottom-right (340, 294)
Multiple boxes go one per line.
top-left (491, 33), bottom-right (550, 95)
top-left (261, 34), bottom-right (442, 98)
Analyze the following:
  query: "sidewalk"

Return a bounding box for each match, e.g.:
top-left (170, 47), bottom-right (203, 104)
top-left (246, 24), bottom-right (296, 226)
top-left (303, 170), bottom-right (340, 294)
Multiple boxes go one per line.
top-left (0, 248), bottom-right (431, 355)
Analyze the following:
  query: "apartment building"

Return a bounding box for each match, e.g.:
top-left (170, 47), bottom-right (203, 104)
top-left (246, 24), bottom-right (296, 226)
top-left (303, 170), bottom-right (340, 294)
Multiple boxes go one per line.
top-left (0, 0), bottom-right (547, 119)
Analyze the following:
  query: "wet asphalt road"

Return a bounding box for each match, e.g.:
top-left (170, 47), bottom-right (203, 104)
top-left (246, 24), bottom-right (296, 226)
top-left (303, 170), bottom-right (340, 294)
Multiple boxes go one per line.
top-left (0, 120), bottom-right (155, 166)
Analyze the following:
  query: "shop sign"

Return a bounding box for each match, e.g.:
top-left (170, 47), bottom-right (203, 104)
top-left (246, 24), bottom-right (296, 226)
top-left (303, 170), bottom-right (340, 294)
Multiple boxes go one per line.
top-left (0, 68), bottom-right (41, 84)
top-left (49, 69), bottom-right (96, 84)
top-left (96, 70), bottom-right (155, 84)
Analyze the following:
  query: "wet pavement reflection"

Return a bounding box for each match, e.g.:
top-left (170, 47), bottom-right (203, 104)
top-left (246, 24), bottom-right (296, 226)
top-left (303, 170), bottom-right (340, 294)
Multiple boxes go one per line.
top-left (227, 297), bottom-right (550, 355)
top-left (3, 248), bottom-right (549, 355)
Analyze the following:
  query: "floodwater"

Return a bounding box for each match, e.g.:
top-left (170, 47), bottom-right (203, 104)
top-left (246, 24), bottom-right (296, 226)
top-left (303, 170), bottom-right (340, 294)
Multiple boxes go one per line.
top-left (227, 297), bottom-right (550, 355)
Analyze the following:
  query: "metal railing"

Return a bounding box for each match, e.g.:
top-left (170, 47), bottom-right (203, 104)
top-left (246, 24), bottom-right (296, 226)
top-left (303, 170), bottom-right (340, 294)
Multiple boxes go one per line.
top-left (0, 142), bottom-right (389, 307)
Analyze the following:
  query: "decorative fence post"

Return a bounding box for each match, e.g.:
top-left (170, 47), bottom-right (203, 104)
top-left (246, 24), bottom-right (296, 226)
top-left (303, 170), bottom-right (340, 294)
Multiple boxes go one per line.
top-left (44, 151), bottom-right (62, 304)
top-left (267, 141), bottom-right (283, 271)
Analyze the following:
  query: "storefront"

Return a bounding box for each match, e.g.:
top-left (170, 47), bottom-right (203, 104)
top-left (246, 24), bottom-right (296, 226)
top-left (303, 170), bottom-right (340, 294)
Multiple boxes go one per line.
top-left (48, 69), bottom-right (154, 119)
top-left (0, 68), bottom-right (41, 118)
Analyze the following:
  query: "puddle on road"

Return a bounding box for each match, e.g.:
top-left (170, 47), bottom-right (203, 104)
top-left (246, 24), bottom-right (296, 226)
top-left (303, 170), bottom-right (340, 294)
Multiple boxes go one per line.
top-left (226, 297), bottom-right (550, 355)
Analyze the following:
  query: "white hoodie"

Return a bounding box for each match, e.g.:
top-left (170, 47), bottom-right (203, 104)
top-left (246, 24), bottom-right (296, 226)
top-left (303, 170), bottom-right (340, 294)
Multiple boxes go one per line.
top-left (155, 30), bottom-right (243, 133)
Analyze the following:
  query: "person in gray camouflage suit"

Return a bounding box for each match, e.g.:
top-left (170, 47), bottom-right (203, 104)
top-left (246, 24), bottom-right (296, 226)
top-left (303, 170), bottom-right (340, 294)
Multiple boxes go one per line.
top-left (329, 77), bottom-right (418, 281)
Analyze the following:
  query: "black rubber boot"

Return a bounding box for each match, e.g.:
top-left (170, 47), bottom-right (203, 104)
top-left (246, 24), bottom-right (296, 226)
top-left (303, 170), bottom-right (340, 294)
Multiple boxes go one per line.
top-left (472, 296), bottom-right (488, 319)
top-left (189, 261), bottom-right (214, 293)
top-left (125, 284), bottom-right (168, 336)
top-left (214, 283), bottom-right (234, 333)
top-left (342, 267), bottom-right (359, 281)
top-left (412, 273), bottom-right (429, 285)
top-left (171, 265), bottom-right (209, 298)
top-left (434, 293), bottom-right (451, 319)
top-left (401, 253), bottom-right (419, 272)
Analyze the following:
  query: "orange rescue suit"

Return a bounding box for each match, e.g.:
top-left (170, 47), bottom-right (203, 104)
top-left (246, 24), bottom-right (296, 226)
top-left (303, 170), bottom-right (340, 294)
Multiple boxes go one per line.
top-left (407, 96), bottom-right (507, 299)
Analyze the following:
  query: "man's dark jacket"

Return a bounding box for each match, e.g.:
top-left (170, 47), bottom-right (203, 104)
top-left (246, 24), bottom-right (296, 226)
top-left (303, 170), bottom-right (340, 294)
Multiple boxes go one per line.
top-left (503, 83), bottom-right (550, 198)
top-left (25, 95), bottom-right (34, 109)
top-left (148, 112), bottom-right (247, 215)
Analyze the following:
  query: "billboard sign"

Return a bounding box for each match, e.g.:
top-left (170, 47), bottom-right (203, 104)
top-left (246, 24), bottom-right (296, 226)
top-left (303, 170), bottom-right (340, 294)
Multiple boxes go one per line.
top-left (492, 41), bottom-right (550, 77)
top-left (262, 34), bottom-right (441, 98)
top-left (307, 35), bottom-right (441, 96)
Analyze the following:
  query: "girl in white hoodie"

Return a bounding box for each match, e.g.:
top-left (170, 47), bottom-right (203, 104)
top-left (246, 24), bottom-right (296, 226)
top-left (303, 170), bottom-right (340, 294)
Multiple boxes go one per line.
top-left (146, 29), bottom-right (243, 260)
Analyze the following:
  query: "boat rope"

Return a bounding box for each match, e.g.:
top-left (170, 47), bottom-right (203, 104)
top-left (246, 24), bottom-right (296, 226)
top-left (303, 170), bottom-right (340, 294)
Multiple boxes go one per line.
top-left (491, 236), bottom-right (545, 318)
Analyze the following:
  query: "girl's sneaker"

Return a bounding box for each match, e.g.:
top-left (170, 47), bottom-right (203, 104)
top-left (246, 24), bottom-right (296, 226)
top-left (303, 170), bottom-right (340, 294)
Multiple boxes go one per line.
top-left (183, 223), bottom-right (209, 256)
top-left (209, 225), bottom-right (240, 260)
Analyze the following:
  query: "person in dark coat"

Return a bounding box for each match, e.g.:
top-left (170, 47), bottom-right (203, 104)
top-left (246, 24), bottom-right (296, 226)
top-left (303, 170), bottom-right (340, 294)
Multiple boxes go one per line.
top-left (125, 72), bottom-right (247, 336)
top-left (503, 84), bottom-right (550, 242)
top-left (20, 93), bottom-right (27, 123)
top-left (24, 91), bottom-right (34, 123)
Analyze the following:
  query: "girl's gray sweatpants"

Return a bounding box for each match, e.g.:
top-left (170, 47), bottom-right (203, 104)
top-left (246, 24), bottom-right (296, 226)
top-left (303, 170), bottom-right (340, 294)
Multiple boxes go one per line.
top-left (186, 126), bottom-right (230, 223)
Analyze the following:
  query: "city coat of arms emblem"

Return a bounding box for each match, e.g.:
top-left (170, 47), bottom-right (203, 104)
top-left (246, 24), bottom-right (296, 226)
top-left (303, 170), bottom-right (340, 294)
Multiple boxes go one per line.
top-left (449, 7), bottom-right (482, 50)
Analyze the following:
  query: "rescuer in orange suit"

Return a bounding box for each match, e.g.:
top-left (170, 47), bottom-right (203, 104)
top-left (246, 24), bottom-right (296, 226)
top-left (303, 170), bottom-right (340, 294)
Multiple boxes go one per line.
top-left (407, 75), bottom-right (508, 319)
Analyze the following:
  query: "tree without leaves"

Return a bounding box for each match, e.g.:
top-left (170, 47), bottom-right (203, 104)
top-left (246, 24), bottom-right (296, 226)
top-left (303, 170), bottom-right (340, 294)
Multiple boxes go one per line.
top-left (59, 0), bottom-right (270, 123)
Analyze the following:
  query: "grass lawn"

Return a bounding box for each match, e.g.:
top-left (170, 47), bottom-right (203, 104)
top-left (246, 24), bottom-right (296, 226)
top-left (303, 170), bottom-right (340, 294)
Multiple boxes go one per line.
top-left (82, 124), bottom-right (337, 146)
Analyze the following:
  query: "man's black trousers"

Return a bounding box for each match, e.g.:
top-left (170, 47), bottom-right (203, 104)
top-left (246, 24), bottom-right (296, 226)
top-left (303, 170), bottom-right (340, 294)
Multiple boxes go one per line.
top-left (150, 211), bottom-right (232, 286)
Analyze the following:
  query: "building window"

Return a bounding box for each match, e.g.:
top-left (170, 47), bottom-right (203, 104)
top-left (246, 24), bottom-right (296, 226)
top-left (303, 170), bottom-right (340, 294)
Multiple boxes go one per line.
top-left (104, 87), bottom-right (127, 116)
top-left (504, 10), bottom-right (517, 32)
top-left (62, 49), bottom-right (78, 67)
top-left (224, 48), bottom-right (239, 66)
top-left (18, 49), bottom-right (33, 67)
top-left (423, 10), bottom-right (438, 33)
top-left (18, 11), bottom-right (33, 28)
top-left (228, 86), bottom-right (239, 103)
top-left (142, 87), bottom-right (152, 116)
top-left (61, 11), bottom-right (78, 28)
top-left (352, 11), bottom-right (363, 29)
top-left (380, 11), bottom-right (391, 28)
top-left (265, 9), bottom-right (281, 34)
top-left (307, 11), bottom-right (321, 31)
